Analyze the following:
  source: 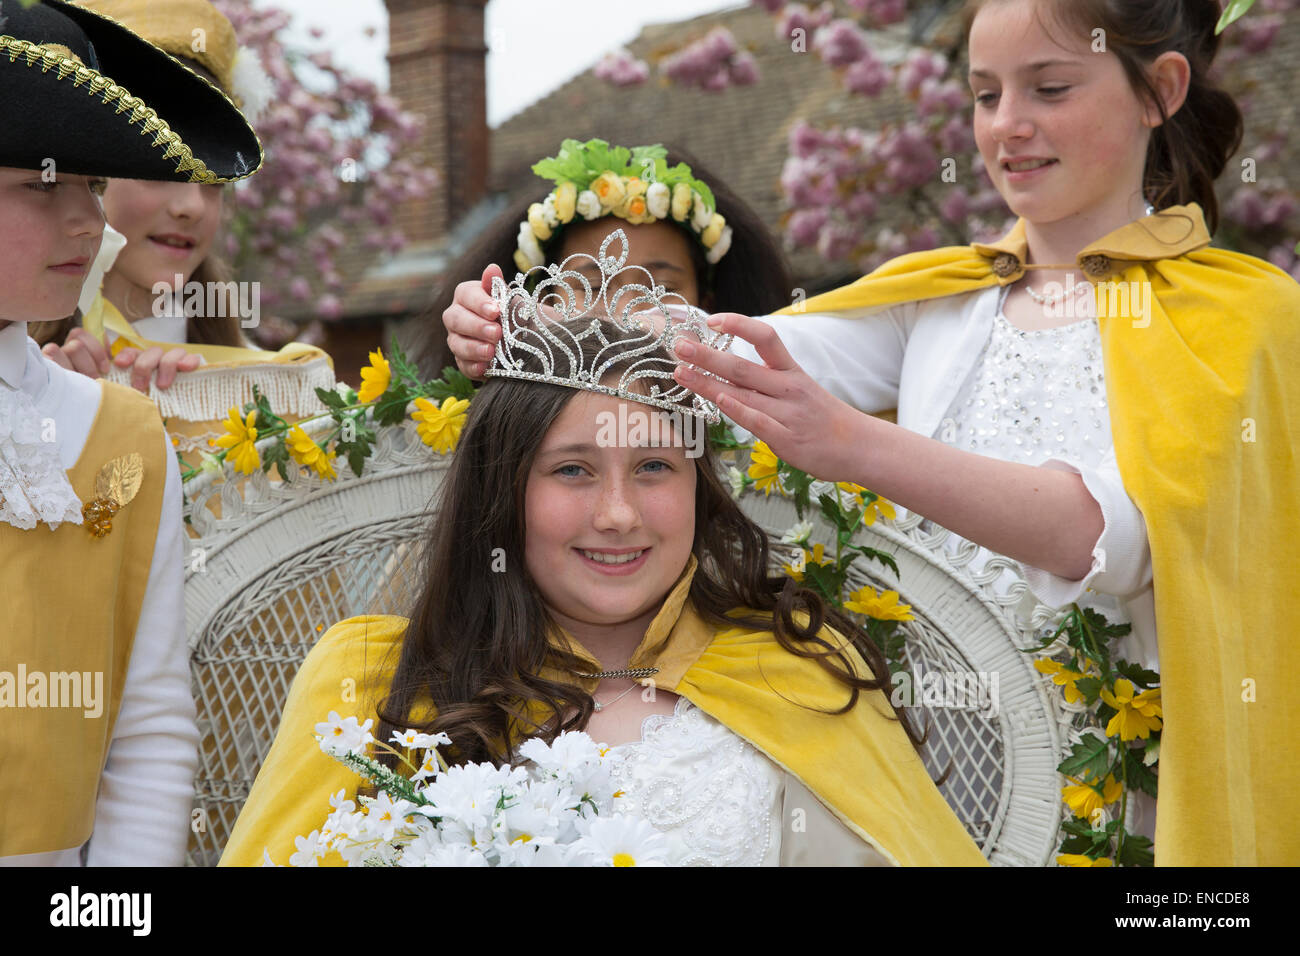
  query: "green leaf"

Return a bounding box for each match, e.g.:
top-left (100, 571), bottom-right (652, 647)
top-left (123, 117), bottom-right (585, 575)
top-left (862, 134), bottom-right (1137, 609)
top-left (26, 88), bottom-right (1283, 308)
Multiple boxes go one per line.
top-left (315, 386), bottom-right (347, 411)
top-left (693, 179), bottom-right (716, 213)
top-left (1117, 833), bottom-right (1155, 867)
top-left (373, 384), bottom-right (414, 427)
top-left (1122, 745), bottom-right (1159, 798)
top-left (387, 338), bottom-right (423, 387)
top-left (1216, 0), bottom-right (1258, 34)
top-left (1073, 676), bottom-right (1104, 705)
top-left (1058, 735), bottom-right (1112, 782)
top-left (1115, 659), bottom-right (1160, 689)
top-left (848, 544), bottom-right (900, 579)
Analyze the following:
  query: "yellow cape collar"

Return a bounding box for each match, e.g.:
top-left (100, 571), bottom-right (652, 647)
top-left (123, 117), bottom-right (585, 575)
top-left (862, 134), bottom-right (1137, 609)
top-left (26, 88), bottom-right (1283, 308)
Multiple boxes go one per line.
top-left (543, 553), bottom-right (715, 690)
top-left (971, 203), bottom-right (1212, 281)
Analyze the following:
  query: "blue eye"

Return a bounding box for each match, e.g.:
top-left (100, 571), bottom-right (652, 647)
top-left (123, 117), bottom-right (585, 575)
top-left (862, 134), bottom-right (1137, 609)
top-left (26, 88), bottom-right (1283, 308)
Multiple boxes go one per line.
top-left (640, 460), bottom-right (670, 474)
top-left (555, 464), bottom-right (586, 478)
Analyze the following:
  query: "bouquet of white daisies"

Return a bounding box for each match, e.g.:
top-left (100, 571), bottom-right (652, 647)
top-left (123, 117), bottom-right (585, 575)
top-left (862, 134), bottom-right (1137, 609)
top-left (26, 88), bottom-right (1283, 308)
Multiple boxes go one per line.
top-left (266, 712), bottom-right (669, 867)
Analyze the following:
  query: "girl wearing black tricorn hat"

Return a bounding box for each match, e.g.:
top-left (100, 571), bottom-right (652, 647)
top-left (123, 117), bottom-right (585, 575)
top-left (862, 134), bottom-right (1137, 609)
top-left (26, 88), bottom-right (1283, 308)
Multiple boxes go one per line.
top-left (0, 0), bottom-right (259, 865)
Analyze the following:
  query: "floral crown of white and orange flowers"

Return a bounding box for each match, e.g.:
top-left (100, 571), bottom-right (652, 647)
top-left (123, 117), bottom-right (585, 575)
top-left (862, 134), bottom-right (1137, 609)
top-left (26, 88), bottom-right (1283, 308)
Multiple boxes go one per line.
top-left (514, 138), bottom-right (733, 275)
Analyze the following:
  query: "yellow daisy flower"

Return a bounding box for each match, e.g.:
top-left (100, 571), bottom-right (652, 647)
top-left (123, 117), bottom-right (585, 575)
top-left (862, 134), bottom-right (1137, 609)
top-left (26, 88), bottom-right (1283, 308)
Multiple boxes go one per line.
top-left (747, 441), bottom-right (782, 496)
top-left (861, 494), bottom-right (896, 526)
top-left (210, 406), bottom-right (260, 475)
top-left (1056, 853), bottom-right (1113, 867)
top-left (1061, 773), bottom-right (1122, 820)
top-left (1100, 679), bottom-right (1163, 741)
top-left (1034, 659), bottom-right (1087, 705)
top-left (287, 424), bottom-right (337, 480)
top-left (358, 348), bottom-right (392, 404)
top-left (412, 396), bottom-right (470, 454)
top-left (782, 542), bottom-right (833, 582)
top-left (844, 585), bottom-right (914, 622)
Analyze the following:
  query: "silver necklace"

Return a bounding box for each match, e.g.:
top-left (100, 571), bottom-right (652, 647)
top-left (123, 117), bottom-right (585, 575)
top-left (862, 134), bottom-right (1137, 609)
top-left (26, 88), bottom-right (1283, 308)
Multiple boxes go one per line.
top-left (592, 684), bottom-right (640, 712)
top-left (573, 666), bottom-right (659, 713)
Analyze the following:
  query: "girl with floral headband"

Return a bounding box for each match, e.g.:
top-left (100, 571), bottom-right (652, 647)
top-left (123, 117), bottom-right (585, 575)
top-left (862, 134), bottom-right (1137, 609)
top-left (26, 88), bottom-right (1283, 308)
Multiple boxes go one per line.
top-left (31, 0), bottom-right (335, 476)
top-left (0, 0), bottom-right (261, 865)
top-left (222, 314), bottom-right (988, 867)
top-left (424, 138), bottom-right (794, 379)
top-left (442, 0), bottom-right (1300, 866)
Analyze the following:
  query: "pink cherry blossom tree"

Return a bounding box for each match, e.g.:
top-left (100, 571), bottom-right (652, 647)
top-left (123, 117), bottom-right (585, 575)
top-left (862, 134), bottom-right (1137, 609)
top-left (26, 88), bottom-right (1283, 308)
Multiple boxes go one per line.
top-left (598, 0), bottom-right (1299, 280)
top-left (212, 0), bottom-right (438, 339)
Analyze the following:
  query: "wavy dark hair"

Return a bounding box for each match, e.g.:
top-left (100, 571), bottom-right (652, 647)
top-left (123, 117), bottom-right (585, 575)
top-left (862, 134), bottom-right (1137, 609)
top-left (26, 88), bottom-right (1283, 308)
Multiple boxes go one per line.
top-left (374, 320), bottom-right (922, 768)
top-left (408, 144), bottom-right (794, 379)
top-left (962, 0), bottom-right (1243, 233)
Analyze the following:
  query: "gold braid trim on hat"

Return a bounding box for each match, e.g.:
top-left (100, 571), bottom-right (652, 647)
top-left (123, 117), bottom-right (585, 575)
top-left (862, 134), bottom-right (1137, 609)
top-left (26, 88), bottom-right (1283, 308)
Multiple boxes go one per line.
top-left (0, 35), bottom-right (258, 184)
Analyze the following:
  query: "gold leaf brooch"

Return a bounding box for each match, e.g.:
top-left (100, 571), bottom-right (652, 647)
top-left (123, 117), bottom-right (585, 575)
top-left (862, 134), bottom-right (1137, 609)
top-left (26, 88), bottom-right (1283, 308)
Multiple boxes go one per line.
top-left (82, 453), bottom-right (143, 537)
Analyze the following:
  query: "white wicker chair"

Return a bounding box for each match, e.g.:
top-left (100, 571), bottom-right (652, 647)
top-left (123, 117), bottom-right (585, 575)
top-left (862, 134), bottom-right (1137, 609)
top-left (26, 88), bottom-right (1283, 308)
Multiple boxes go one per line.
top-left (182, 419), bottom-right (1089, 866)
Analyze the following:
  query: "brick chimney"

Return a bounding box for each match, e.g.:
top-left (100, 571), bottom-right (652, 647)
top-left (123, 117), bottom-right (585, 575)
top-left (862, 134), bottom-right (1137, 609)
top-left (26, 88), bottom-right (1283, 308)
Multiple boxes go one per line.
top-left (384, 0), bottom-right (489, 243)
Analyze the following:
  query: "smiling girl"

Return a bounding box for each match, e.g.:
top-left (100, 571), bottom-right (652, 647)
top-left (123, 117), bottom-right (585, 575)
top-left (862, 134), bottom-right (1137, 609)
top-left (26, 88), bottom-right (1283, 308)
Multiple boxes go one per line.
top-left (440, 1), bottom-right (1300, 865)
top-left (220, 319), bottom-right (988, 867)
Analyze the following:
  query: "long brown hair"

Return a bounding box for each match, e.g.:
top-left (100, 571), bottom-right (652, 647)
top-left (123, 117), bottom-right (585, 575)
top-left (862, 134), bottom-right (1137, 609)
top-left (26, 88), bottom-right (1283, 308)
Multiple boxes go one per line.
top-left (375, 320), bottom-right (922, 767)
top-left (407, 144), bottom-right (795, 379)
top-left (962, 0), bottom-right (1243, 233)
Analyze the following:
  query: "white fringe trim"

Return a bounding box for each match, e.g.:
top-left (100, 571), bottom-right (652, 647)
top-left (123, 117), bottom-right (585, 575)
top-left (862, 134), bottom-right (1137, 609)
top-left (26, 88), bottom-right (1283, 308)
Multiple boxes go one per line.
top-left (105, 357), bottom-right (335, 422)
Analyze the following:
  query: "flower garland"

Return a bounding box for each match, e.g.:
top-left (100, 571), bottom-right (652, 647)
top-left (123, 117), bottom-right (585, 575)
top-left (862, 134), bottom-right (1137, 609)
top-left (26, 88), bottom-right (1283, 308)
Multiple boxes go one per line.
top-left (516, 138), bottom-right (733, 274)
top-left (183, 341), bottom-right (474, 492)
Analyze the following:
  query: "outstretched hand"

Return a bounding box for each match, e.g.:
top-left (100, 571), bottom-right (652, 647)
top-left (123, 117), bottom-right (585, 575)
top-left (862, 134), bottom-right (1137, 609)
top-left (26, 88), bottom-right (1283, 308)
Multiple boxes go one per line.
top-left (672, 313), bottom-right (869, 483)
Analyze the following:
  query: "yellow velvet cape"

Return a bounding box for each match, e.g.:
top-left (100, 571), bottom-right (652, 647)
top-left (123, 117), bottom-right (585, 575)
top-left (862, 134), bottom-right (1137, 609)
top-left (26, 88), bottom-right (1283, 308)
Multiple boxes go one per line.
top-left (771, 204), bottom-right (1300, 866)
top-left (220, 555), bottom-right (988, 867)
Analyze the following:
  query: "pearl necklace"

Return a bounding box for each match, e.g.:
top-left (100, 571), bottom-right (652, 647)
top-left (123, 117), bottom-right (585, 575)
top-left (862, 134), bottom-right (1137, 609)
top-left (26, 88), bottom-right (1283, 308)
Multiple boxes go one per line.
top-left (1024, 203), bottom-right (1155, 304)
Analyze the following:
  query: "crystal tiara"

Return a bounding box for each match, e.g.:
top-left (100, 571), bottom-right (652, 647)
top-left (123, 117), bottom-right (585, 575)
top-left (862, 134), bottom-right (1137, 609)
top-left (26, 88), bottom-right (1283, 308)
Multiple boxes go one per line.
top-left (484, 228), bottom-right (734, 423)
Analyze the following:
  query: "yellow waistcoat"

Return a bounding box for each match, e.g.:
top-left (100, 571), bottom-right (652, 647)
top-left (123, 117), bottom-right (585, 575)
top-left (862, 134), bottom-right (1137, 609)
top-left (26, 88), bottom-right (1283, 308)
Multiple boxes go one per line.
top-left (0, 382), bottom-right (167, 855)
top-left (220, 555), bottom-right (988, 867)
top-left (773, 204), bottom-right (1300, 866)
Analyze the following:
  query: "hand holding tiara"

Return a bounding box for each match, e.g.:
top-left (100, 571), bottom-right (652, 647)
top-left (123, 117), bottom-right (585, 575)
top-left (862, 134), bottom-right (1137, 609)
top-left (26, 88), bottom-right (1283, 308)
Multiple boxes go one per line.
top-left (669, 312), bottom-right (873, 484)
top-left (485, 228), bottom-right (735, 423)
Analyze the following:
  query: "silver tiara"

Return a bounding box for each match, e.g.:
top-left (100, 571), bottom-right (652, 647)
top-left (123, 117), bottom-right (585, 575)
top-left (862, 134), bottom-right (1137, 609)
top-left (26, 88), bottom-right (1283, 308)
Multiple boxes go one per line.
top-left (484, 228), bottom-right (734, 423)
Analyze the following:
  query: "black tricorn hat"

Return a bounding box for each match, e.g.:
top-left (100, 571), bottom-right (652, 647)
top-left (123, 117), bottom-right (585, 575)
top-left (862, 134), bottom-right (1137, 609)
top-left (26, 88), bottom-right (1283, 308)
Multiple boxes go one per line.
top-left (0, 0), bottom-right (262, 182)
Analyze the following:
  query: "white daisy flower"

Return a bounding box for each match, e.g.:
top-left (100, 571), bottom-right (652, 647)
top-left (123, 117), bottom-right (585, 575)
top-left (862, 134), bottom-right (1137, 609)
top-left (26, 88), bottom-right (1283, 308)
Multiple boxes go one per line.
top-left (314, 711), bottom-right (375, 756)
top-left (573, 814), bottom-right (670, 867)
top-left (289, 829), bottom-right (325, 867)
top-left (781, 521), bottom-right (815, 546)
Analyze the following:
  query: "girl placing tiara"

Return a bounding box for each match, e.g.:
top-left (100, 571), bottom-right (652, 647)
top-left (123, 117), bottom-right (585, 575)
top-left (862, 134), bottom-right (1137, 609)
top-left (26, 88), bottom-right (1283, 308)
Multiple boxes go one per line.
top-left (441, 0), bottom-right (1300, 865)
top-left (0, 0), bottom-right (261, 864)
top-left (221, 300), bottom-right (988, 866)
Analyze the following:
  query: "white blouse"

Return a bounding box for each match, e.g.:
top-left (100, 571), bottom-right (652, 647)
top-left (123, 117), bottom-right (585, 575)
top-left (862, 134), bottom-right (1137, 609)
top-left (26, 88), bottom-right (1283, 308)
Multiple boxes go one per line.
top-left (610, 695), bottom-right (784, 866)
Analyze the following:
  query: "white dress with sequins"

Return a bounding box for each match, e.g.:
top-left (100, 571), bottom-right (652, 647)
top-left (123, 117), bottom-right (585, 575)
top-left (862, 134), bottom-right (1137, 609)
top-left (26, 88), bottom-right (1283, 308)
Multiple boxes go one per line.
top-left (609, 696), bottom-right (784, 865)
